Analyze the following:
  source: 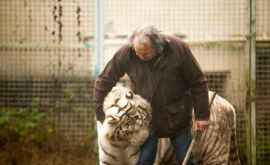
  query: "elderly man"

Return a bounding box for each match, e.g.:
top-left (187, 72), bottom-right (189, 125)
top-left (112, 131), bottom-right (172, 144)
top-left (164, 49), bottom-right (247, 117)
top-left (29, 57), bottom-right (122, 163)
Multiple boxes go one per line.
top-left (94, 26), bottom-right (210, 165)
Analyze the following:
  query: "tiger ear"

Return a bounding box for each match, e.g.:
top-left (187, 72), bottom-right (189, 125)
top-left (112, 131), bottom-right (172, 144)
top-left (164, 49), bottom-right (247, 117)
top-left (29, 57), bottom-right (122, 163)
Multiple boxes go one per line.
top-left (126, 91), bottom-right (134, 99)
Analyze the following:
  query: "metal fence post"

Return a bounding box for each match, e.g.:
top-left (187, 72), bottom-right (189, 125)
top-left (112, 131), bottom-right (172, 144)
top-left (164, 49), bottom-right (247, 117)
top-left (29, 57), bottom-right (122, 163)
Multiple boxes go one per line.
top-left (94, 0), bottom-right (104, 78)
top-left (247, 0), bottom-right (257, 164)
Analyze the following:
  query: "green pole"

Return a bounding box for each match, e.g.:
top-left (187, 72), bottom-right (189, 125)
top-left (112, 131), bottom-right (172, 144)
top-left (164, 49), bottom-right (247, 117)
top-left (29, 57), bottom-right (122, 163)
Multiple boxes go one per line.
top-left (248, 0), bottom-right (256, 164)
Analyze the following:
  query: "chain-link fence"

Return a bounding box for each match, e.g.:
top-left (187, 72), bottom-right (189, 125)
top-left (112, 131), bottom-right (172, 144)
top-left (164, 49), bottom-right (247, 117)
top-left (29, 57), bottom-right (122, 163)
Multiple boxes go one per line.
top-left (256, 42), bottom-right (270, 164)
top-left (256, 0), bottom-right (270, 164)
top-left (0, 0), bottom-right (269, 164)
top-left (0, 0), bottom-right (96, 146)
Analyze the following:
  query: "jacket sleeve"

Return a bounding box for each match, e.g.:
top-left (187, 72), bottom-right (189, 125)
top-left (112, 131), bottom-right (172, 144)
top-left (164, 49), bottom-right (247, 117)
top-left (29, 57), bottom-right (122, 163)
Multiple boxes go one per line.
top-left (93, 45), bottom-right (130, 122)
top-left (180, 44), bottom-right (210, 121)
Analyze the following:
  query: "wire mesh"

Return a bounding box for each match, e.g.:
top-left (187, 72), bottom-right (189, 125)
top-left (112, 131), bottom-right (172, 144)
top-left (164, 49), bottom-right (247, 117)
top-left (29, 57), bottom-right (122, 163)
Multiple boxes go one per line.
top-left (256, 42), bottom-right (270, 163)
top-left (0, 0), bottom-right (96, 146)
top-left (205, 71), bottom-right (230, 97)
top-left (256, 0), bottom-right (270, 163)
top-left (104, 0), bottom-right (248, 41)
top-left (256, 0), bottom-right (270, 41)
top-left (0, 0), bottom-right (269, 163)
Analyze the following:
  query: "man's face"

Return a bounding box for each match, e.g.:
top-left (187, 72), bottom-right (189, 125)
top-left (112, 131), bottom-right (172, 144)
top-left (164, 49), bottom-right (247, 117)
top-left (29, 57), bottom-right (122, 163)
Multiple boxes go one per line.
top-left (133, 36), bottom-right (155, 61)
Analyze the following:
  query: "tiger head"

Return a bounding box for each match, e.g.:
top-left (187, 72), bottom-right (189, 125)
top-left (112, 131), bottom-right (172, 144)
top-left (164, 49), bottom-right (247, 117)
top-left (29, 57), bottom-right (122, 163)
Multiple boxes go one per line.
top-left (102, 83), bottom-right (152, 146)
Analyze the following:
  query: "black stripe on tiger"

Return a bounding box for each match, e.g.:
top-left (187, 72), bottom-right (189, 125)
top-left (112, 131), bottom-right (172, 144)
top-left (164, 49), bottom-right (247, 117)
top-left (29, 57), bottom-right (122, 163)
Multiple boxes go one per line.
top-left (138, 105), bottom-right (149, 118)
top-left (121, 102), bottom-right (133, 116)
top-left (129, 149), bottom-right (140, 158)
top-left (138, 105), bottom-right (147, 111)
top-left (101, 161), bottom-right (113, 165)
top-left (114, 103), bottom-right (133, 130)
top-left (110, 142), bottom-right (127, 149)
top-left (100, 143), bottom-right (118, 161)
top-left (160, 146), bottom-right (176, 165)
top-left (229, 129), bottom-right (241, 162)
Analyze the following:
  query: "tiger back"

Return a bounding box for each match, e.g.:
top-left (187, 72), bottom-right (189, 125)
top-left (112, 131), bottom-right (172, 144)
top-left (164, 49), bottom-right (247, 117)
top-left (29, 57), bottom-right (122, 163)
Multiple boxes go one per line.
top-left (155, 91), bottom-right (241, 165)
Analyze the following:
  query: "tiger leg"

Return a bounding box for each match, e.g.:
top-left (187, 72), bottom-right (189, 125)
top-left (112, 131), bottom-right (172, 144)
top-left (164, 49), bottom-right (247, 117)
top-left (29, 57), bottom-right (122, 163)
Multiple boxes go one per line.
top-left (155, 138), bottom-right (177, 165)
top-left (97, 121), bottom-right (122, 165)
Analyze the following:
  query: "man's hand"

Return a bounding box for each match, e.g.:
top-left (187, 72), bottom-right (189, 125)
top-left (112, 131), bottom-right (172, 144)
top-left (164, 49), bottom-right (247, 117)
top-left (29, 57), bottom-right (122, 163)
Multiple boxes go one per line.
top-left (194, 120), bottom-right (209, 131)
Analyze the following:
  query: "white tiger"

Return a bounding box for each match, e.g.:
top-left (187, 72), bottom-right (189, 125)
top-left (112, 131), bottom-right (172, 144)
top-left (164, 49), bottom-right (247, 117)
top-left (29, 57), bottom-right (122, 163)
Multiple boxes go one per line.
top-left (97, 84), bottom-right (152, 165)
top-left (97, 84), bottom-right (241, 165)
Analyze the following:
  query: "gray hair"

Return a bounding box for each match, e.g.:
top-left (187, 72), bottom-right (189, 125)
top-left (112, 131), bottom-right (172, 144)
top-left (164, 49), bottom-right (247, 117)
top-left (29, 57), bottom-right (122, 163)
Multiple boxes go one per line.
top-left (128, 26), bottom-right (166, 54)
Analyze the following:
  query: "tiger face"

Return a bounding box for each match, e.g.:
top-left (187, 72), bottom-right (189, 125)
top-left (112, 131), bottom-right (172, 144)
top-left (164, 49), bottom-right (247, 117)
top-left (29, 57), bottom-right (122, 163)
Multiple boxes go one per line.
top-left (102, 84), bottom-right (152, 146)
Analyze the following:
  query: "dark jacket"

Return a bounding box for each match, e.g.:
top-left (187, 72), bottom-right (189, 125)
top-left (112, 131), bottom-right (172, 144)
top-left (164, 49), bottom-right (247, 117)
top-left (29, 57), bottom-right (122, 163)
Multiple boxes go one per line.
top-left (94, 36), bottom-right (209, 137)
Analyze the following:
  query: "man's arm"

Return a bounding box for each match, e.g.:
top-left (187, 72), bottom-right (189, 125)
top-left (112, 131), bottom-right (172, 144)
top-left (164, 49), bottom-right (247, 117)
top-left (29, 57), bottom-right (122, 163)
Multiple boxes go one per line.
top-left (180, 43), bottom-right (210, 123)
top-left (94, 45), bottom-right (130, 123)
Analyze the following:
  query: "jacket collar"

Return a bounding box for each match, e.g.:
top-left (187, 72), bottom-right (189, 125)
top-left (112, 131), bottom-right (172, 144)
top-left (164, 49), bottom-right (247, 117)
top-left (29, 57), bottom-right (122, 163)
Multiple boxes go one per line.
top-left (152, 38), bottom-right (172, 71)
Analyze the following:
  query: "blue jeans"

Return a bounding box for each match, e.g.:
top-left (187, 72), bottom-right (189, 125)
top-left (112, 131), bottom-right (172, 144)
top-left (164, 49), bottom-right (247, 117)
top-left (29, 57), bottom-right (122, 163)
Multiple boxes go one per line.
top-left (136, 132), bottom-right (159, 165)
top-left (136, 127), bottom-right (196, 165)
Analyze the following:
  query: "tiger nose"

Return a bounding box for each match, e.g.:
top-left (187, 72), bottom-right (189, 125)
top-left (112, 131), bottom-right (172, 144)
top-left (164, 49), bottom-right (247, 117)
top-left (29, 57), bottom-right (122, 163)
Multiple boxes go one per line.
top-left (126, 91), bottom-right (133, 99)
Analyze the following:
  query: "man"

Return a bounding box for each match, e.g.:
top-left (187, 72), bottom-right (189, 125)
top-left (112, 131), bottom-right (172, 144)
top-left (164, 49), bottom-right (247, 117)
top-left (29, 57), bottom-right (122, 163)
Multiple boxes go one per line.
top-left (94, 26), bottom-right (210, 165)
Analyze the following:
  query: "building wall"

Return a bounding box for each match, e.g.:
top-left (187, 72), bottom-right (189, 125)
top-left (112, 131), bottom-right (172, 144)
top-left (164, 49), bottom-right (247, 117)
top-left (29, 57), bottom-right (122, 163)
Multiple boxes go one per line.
top-left (256, 0), bottom-right (270, 40)
top-left (0, 0), bottom-right (95, 80)
top-left (1, 0), bottom-right (269, 81)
